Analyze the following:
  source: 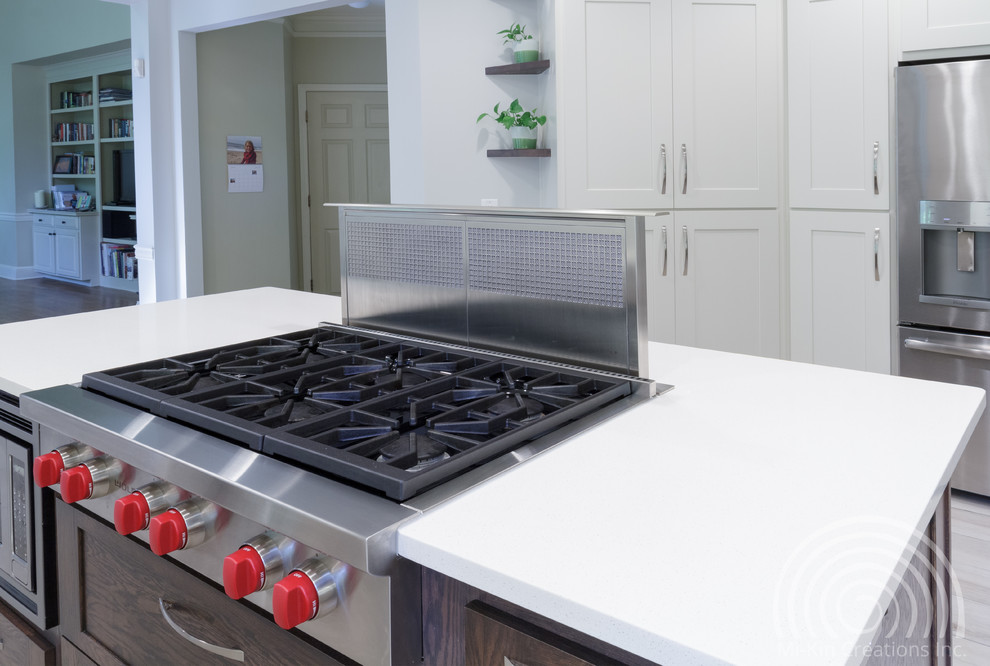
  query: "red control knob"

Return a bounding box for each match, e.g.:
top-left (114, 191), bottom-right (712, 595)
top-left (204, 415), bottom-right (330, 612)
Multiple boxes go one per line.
top-left (114, 492), bottom-right (151, 535)
top-left (272, 571), bottom-right (320, 629)
top-left (224, 546), bottom-right (266, 599)
top-left (149, 509), bottom-right (187, 556)
top-left (33, 443), bottom-right (94, 488)
top-left (59, 465), bottom-right (94, 503)
top-left (33, 452), bottom-right (66, 488)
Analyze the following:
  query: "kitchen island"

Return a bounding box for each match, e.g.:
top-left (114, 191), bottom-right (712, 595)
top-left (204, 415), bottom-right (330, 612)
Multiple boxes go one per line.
top-left (0, 288), bottom-right (983, 665)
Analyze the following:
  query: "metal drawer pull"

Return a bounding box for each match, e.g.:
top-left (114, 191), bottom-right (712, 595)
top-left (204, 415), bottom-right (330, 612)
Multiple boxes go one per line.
top-left (682, 225), bottom-right (689, 276)
top-left (660, 144), bottom-right (667, 194)
top-left (681, 144), bottom-right (688, 194)
top-left (873, 141), bottom-right (880, 195)
top-left (158, 598), bottom-right (245, 662)
top-left (904, 338), bottom-right (990, 361)
top-left (661, 226), bottom-right (668, 276)
top-left (874, 228), bottom-right (880, 281)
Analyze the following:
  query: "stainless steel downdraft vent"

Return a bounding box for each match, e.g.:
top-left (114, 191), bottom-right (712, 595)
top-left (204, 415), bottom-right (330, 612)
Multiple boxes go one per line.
top-left (336, 205), bottom-right (658, 378)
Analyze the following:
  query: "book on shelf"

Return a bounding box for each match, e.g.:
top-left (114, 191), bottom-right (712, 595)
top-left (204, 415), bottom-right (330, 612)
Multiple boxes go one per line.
top-left (99, 88), bottom-right (132, 102)
top-left (108, 118), bottom-right (134, 138)
top-left (101, 242), bottom-right (138, 279)
top-left (58, 90), bottom-right (92, 108)
top-left (53, 153), bottom-right (94, 175)
top-left (53, 122), bottom-right (94, 142)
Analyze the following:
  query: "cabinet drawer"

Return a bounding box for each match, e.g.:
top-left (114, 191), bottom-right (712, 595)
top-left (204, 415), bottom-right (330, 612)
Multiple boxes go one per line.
top-left (56, 501), bottom-right (344, 666)
top-left (0, 599), bottom-right (54, 665)
top-left (465, 601), bottom-right (620, 666)
top-left (33, 216), bottom-right (53, 228)
top-left (54, 217), bottom-right (80, 230)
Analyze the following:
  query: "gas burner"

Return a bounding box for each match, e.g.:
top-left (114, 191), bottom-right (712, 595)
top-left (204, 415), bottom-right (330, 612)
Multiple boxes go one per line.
top-left (83, 323), bottom-right (637, 500)
top-left (375, 432), bottom-right (451, 472)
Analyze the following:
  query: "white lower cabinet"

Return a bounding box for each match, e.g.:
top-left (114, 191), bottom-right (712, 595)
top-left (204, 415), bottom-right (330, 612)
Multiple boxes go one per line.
top-left (31, 212), bottom-right (98, 281)
top-left (646, 210), bottom-right (780, 358)
top-left (789, 210), bottom-right (891, 373)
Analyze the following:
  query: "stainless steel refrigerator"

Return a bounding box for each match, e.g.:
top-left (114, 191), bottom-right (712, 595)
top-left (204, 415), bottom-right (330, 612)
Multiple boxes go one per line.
top-left (897, 58), bottom-right (990, 498)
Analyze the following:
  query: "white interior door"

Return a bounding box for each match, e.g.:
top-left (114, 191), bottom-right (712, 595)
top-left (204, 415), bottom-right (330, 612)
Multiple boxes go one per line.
top-left (307, 90), bottom-right (390, 295)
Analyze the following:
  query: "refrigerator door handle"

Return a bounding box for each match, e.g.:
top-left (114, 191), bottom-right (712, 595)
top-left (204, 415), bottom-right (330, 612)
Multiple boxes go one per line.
top-left (904, 337), bottom-right (990, 361)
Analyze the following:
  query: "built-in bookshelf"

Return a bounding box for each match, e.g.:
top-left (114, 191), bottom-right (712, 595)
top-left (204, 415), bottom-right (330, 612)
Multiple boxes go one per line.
top-left (45, 57), bottom-right (137, 293)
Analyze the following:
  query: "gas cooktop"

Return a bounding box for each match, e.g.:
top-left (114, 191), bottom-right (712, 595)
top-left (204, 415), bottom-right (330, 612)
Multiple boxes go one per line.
top-left (82, 324), bottom-right (647, 501)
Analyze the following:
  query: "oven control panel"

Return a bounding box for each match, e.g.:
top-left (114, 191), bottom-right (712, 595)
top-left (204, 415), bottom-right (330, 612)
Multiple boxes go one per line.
top-left (29, 439), bottom-right (402, 662)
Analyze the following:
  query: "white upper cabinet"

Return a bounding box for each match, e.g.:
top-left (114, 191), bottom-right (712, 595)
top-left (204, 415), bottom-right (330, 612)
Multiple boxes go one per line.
top-left (559, 0), bottom-right (779, 210)
top-left (670, 0), bottom-right (779, 208)
top-left (787, 0), bottom-right (889, 210)
top-left (901, 0), bottom-right (990, 54)
top-left (559, 0), bottom-right (673, 209)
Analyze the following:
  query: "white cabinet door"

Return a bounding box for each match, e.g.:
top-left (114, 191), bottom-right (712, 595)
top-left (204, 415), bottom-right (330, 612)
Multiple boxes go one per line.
top-left (32, 225), bottom-right (55, 274)
top-left (674, 210), bottom-right (780, 357)
top-left (671, 0), bottom-right (779, 208)
top-left (559, 0), bottom-right (673, 209)
top-left (644, 216), bottom-right (676, 342)
top-left (790, 211), bottom-right (891, 373)
top-left (54, 230), bottom-right (81, 279)
top-left (788, 0), bottom-right (888, 209)
top-left (901, 0), bottom-right (990, 53)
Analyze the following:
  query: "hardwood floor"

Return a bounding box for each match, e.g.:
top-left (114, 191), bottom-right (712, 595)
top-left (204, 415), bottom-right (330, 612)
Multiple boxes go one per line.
top-left (952, 490), bottom-right (990, 665)
top-left (0, 277), bottom-right (138, 325)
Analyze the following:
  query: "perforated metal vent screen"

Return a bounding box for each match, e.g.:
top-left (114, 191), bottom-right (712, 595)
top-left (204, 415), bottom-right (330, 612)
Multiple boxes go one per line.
top-left (468, 227), bottom-right (624, 308)
top-left (346, 220), bottom-right (464, 288)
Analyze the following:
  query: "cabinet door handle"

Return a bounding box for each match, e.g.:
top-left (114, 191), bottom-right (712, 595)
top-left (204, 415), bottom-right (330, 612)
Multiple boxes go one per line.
top-left (659, 144), bottom-right (667, 195)
top-left (682, 225), bottom-right (689, 276)
top-left (874, 228), bottom-right (880, 281)
top-left (661, 226), bottom-right (668, 276)
top-left (873, 141), bottom-right (880, 195)
top-left (681, 144), bottom-right (688, 195)
top-left (158, 598), bottom-right (245, 662)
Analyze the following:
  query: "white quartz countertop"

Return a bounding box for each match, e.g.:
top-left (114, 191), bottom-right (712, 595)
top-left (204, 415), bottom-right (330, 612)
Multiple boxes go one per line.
top-left (397, 343), bottom-right (985, 666)
top-left (1, 288), bottom-right (982, 665)
top-left (0, 287), bottom-right (340, 396)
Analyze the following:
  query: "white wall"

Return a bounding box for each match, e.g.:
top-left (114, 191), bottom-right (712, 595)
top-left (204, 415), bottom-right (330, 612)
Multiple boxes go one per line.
top-left (387, 0), bottom-right (553, 207)
top-left (124, 0), bottom-right (557, 301)
top-left (196, 21), bottom-right (296, 295)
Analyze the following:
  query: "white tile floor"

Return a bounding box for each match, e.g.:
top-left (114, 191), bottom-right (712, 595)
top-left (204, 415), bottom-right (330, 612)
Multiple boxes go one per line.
top-left (952, 491), bottom-right (990, 665)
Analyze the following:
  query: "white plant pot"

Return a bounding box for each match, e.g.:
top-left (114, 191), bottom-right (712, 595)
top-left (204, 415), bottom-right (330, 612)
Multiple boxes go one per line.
top-left (510, 125), bottom-right (538, 150)
top-left (513, 38), bottom-right (539, 63)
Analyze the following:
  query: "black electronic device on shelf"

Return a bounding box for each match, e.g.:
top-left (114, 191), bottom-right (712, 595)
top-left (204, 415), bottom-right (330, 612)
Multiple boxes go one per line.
top-left (111, 148), bottom-right (136, 206)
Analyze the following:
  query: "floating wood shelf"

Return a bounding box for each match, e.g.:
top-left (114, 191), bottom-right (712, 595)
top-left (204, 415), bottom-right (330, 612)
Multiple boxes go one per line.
top-left (486, 149), bottom-right (551, 157)
top-left (484, 60), bottom-right (551, 75)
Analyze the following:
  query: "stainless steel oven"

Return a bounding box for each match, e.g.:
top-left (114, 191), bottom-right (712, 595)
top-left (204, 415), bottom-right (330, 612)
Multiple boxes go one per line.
top-left (0, 391), bottom-right (55, 628)
top-left (896, 58), bottom-right (990, 497)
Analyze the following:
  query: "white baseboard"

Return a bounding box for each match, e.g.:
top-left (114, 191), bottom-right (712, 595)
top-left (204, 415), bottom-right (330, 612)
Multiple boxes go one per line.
top-left (0, 265), bottom-right (40, 280)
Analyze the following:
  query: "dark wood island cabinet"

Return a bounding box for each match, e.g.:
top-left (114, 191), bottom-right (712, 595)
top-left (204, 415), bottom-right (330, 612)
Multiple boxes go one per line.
top-left (54, 501), bottom-right (348, 666)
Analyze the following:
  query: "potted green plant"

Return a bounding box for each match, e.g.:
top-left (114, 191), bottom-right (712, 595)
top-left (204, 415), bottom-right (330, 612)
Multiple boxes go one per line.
top-left (498, 22), bottom-right (539, 63)
top-left (477, 99), bottom-right (547, 149)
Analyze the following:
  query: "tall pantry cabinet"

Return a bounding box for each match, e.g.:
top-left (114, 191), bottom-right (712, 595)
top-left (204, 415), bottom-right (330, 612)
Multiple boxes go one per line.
top-left (557, 0), bottom-right (781, 358)
top-left (786, 0), bottom-right (891, 373)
